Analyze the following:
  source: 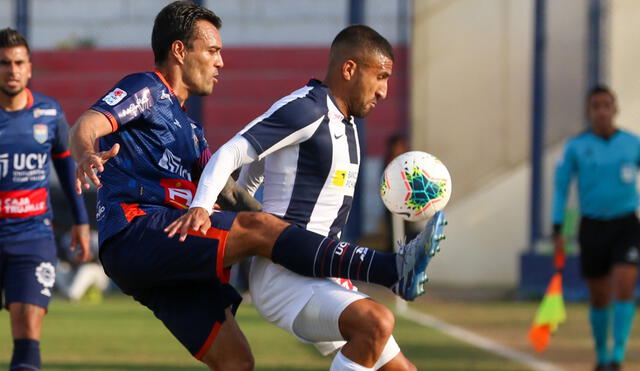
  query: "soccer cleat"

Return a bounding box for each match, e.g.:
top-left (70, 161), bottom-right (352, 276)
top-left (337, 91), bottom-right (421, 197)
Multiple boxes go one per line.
top-left (392, 210), bottom-right (447, 301)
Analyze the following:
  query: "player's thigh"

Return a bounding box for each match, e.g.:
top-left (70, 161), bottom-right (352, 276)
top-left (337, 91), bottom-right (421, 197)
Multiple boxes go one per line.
top-left (100, 208), bottom-right (236, 292)
top-left (200, 308), bottom-right (254, 371)
top-left (291, 280), bottom-right (369, 343)
top-left (2, 238), bottom-right (57, 311)
top-left (131, 281), bottom-right (243, 359)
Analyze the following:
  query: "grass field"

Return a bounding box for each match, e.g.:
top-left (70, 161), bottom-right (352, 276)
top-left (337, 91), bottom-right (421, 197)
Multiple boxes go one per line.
top-left (0, 291), bottom-right (637, 370)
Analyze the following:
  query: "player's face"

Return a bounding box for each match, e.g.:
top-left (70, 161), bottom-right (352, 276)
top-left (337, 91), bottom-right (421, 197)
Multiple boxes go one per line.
top-left (587, 92), bottom-right (616, 132)
top-left (183, 20), bottom-right (224, 96)
top-left (349, 52), bottom-right (392, 118)
top-left (0, 45), bottom-right (32, 97)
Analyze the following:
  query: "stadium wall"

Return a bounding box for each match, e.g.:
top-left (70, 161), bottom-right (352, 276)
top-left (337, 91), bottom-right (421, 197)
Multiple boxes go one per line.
top-left (410, 0), bottom-right (591, 285)
top-left (610, 0), bottom-right (640, 134)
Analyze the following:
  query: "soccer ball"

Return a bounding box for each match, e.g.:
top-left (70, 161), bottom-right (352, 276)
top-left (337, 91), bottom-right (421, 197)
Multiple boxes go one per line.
top-left (380, 151), bottom-right (452, 222)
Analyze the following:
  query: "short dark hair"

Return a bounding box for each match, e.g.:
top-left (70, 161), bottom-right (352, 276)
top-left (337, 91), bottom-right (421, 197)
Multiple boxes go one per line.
top-left (587, 85), bottom-right (616, 104)
top-left (152, 1), bottom-right (222, 66)
top-left (0, 27), bottom-right (30, 54)
top-left (329, 25), bottom-right (394, 64)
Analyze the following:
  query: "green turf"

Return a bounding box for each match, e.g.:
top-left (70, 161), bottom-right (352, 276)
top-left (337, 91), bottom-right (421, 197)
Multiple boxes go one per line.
top-left (0, 295), bottom-right (528, 370)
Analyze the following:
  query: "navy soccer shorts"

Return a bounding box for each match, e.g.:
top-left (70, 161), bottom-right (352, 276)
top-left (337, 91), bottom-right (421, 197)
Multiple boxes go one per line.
top-left (100, 208), bottom-right (242, 359)
top-left (0, 237), bottom-right (57, 310)
top-left (578, 213), bottom-right (640, 278)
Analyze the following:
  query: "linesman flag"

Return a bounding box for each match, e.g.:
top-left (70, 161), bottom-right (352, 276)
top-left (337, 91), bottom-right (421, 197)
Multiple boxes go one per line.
top-left (528, 249), bottom-right (567, 352)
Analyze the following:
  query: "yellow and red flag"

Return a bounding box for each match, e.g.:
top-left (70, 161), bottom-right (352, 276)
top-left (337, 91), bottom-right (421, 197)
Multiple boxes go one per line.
top-left (527, 250), bottom-right (567, 352)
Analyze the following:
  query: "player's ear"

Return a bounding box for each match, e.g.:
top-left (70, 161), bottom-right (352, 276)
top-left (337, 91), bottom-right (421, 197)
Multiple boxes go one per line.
top-left (342, 60), bottom-right (357, 81)
top-left (171, 40), bottom-right (187, 65)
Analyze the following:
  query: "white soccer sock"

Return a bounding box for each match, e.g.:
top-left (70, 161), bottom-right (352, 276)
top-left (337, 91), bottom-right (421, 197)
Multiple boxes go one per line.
top-left (373, 335), bottom-right (401, 370)
top-left (330, 351), bottom-right (374, 371)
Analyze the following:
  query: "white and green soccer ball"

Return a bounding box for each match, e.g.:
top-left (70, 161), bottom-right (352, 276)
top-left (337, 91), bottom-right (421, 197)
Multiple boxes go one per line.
top-left (380, 151), bottom-right (452, 222)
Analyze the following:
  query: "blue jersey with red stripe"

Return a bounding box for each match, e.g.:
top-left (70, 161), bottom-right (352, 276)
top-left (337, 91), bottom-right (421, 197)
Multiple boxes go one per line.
top-left (91, 71), bottom-right (210, 245)
top-left (0, 89), bottom-right (71, 241)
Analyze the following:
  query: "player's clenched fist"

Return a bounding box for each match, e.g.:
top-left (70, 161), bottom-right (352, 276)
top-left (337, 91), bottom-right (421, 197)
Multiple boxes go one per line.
top-left (164, 207), bottom-right (211, 242)
top-left (75, 143), bottom-right (120, 194)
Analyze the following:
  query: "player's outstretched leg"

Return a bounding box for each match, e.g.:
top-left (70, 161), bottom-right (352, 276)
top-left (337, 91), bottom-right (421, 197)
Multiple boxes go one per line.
top-left (267, 211), bottom-right (447, 301)
top-left (392, 211), bottom-right (447, 301)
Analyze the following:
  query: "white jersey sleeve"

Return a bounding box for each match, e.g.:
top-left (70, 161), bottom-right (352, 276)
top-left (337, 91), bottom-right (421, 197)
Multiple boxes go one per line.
top-left (237, 160), bottom-right (264, 197)
top-left (190, 135), bottom-right (258, 214)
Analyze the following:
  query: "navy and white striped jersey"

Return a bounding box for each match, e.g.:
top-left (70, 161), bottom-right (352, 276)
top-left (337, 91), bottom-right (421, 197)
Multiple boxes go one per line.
top-left (240, 79), bottom-right (360, 238)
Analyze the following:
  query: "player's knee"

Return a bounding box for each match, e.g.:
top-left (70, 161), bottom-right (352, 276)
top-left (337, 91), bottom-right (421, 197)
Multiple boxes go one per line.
top-left (361, 303), bottom-right (395, 341)
top-left (235, 212), bottom-right (269, 235)
top-left (233, 212), bottom-right (287, 249)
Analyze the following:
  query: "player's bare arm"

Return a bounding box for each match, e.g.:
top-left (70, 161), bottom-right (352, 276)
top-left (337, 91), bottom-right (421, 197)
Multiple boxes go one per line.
top-left (69, 223), bottom-right (92, 262)
top-left (70, 110), bottom-right (120, 194)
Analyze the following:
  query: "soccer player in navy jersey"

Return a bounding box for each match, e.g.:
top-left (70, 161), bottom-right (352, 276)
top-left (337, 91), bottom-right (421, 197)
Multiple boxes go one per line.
top-left (167, 24), bottom-right (440, 371)
top-left (71, 2), bottom-right (443, 369)
top-left (0, 28), bottom-right (90, 371)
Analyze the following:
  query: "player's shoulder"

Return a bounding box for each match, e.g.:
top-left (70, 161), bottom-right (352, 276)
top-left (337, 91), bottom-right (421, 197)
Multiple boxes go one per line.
top-left (615, 129), bottom-right (640, 142)
top-left (565, 129), bottom-right (591, 147)
top-left (29, 89), bottom-right (62, 110)
top-left (275, 79), bottom-right (329, 120)
top-left (114, 71), bottom-right (161, 91)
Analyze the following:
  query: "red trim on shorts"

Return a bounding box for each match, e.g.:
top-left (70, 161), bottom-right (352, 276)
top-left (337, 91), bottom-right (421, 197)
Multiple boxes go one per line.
top-left (187, 226), bottom-right (231, 284)
top-left (194, 321), bottom-right (222, 360)
top-left (52, 150), bottom-right (71, 159)
top-left (120, 203), bottom-right (147, 222)
top-left (25, 88), bottom-right (34, 109)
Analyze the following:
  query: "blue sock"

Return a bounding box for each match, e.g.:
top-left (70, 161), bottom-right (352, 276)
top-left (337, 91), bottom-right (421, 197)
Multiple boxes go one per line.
top-left (271, 225), bottom-right (397, 287)
top-left (612, 300), bottom-right (636, 363)
top-left (10, 338), bottom-right (41, 371)
top-left (589, 306), bottom-right (611, 365)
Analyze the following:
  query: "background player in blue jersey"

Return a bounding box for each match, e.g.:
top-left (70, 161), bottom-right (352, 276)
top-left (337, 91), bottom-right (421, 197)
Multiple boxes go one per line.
top-left (553, 86), bottom-right (639, 371)
top-left (70, 2), bottom-right (444, 369)
top-left (167, 25), bottom-right (445, 370)
top-left (0, 28), bottom-right (90, 371)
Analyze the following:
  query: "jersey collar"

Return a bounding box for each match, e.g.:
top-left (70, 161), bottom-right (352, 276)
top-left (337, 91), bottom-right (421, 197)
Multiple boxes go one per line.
top-left (153, 69), bottom-right (185, 111)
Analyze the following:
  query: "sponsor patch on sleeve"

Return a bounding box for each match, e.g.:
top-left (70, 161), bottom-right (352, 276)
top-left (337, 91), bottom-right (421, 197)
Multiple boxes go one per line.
top-left (102, 88), bottom-right (128, 106)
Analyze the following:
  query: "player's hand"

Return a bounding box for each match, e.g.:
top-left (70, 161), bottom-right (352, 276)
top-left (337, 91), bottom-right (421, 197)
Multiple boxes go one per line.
top-left (70, 224), bottom-right (92, 262)
top-left (553, 235), bottom-right (566, 270)
top-left (164, 207), bottom-right (211, 242)
top-left (75, 143), bottom-right (120, 194)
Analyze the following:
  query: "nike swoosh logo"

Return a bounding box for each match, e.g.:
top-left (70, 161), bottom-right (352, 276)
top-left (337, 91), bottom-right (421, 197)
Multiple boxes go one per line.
top-left (334, 133), bottom-right (345, 139)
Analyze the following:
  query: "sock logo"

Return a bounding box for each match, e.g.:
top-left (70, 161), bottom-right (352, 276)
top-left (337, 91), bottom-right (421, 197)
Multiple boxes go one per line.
top-left (334, 242), bottom-right (349, 256)
top-left (355, 247), bottom-right (369, 261)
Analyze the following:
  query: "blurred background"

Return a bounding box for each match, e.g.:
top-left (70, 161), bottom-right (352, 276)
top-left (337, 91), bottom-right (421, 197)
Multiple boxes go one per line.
top-left (1, 1), bottom-right (639, 370)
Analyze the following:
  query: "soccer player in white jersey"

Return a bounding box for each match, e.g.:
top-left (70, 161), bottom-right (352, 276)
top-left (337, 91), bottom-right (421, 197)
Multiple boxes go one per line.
top-left (167, 25), bottom-right (444, 370)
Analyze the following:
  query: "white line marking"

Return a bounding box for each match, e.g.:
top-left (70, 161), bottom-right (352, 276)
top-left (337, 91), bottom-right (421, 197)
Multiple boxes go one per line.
top-left (396, 307), bottom-right (565, 371)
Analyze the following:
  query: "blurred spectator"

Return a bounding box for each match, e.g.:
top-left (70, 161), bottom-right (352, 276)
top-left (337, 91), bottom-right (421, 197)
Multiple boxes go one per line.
top-left (56, 230), bottom-right (110, 302)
